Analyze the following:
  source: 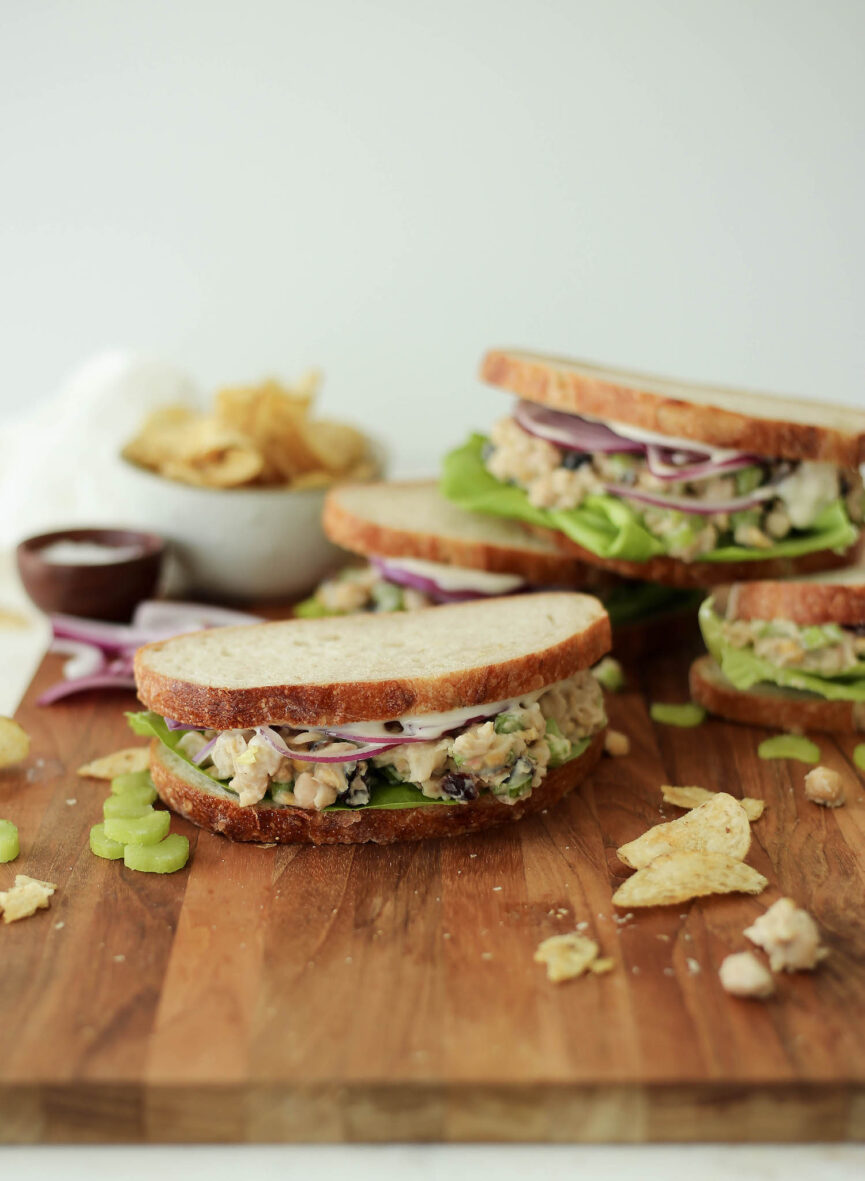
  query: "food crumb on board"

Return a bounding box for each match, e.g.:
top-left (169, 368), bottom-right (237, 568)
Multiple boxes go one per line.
top-left (535, 932), bottom-right (614, 983)
top-left (686, 957), bottom-right (701, 975)
top-left (803, 766), bottom-right (846, 809)
top-left (744, 898), bottom-right (828, 972)
top-left (0, 875), bottom-right (56, 924)
top-left (719, 951), bottom-right (775, 999)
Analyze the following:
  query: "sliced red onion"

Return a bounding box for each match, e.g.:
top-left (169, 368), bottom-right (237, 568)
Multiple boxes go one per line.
top-left (133, 600), bottom-right (260, 633)
top-left (255, 726), bottom-right (294, 758)
top-left (36, 673), bottom-right (137, 706)
top-left (50, 639), bottom-right (106, 681)
top-left (289, 741), bottom-right (403, 764)
top-left (603, 481), bottom-right (778, 515)
top-left (165, 718), bottom-right (200, 732)
top-left (644, 445), bottom-right (761, 483)
top-left (192, 735), bottom-right (218, 764)
top-left (50, 614), bottom-right (150, 652)
top-left (370, 557), bottom-right (490, 603)
top-left (514, 400), bottom-right (645, 454)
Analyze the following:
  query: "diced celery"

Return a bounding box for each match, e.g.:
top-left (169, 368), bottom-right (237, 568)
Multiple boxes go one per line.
top-left (103, 796), bottom-right (153, 820)
top-left (371, 581), bottom-right (404, 612)
top-left (124, 833), bottom-right (190, 874)
top-left (730, 509), bottom-right (761, 529)
top-left (89, 822), bottom-right (125, 860)
top-left (594, 657), bottom-right (625, 692)
top-left (494, 712), bottom-right (524, 734)
top-left (854, 744), bottom-right (865, 772)
top-left (650, 702), bottom-right (706, 728)
top-left (111, 770), bottom-right (155, 796)
top-left (104, 809), bottom-right (171, 846)
top-left (293, 596), bottom-right (334, 619)
top-left (735, 466), bottom-right (763, 495)
top-left (0, 818), bottom-right (19, 863)
top-left (758, 735), bottom-right (820, 764)
top-left (545, 718), bottom-right (572, 766)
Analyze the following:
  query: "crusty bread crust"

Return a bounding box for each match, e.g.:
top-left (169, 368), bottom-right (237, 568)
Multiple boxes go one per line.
top-left (323, 479), bottom-right (606, 588)
top-left (535, 526), bottom-right (863, 589)
top-left (481, 349), bottom-right (865, 466)
top-left (150, 732), bottom-right (605, 845)
top-left (689, 655), bottom-right (865, 734)
top-left (134, 595), bottom-right (612, 729)
top-left (724, 579), bottom-right (865, 626)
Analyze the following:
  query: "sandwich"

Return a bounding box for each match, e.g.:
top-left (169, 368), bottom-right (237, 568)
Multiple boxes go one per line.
top-left (442, 349), bottom-right (864, 588)
top-left (690, 566), bottom-right (865, 732)
top-left (296, 478), bottom-right (698, 633)
top-left (129, 592), bottom-right (610, 844)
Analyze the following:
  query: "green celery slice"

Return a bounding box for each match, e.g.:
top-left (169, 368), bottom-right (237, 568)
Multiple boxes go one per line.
top-left (103, 796), bottom-right (154, 820)
top-left (124, 833), bottom-right (190, 874)
top-left (0, 818), bottom-right (19, 863)
top-left (758, 735), bottom-right (821, 764)
top-left (105, 810), bottom-right (171, 846)
top-left (89, 822), bottom-right (126, 860)
top-left (650, 703), bottom-right (706, 727)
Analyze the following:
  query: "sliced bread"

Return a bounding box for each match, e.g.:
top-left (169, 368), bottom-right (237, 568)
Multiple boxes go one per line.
top-left (722, 567), bottom-right (865, 626)
top-left (481, 349), bottom-right (865, 466)
top-left (134, 591), bottom-right (611, 729)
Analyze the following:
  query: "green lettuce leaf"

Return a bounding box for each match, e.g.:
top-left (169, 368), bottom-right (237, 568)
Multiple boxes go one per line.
top-left (698, 599), bottom-right (865, 701)
top-left (441, 435), bottom-right (859, 564)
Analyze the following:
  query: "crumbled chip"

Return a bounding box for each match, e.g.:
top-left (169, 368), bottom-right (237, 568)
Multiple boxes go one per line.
top-left (744, 898), bottom-right (828, 972)
top-left (618, 792), bottom-right (751, 870)
top-left (719, 951), bottom-right (775, 999)
top-left (0, 874), bottom-right (56, 923)
top-left (604, 729), bottom-right (630, 758)
top-left (661, 785), bottom-right (765, 822)
top-left (612, 851), bottom-right (768, 909)
top-left (0, 717), bottom-right (30, 769)
top-left (803, 766), bottom-right (846, 809)
top-left (77, 747), bottom-right (150, 779)
top-left (534, 932), bottom-right (614, 982)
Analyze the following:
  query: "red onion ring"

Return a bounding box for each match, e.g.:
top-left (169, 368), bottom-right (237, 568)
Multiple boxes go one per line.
top-left (603, 481), bottom-right (777, 515)
top-left (36, 674), bottom-right (137, 706)
top-left (644, 445), bottom-right (762, 483)
top-left (514, 400), bottom-right (645, 454)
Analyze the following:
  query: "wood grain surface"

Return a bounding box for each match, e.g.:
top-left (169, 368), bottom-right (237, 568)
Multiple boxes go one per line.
top-left (1, 635), bottom-right (864, 1144)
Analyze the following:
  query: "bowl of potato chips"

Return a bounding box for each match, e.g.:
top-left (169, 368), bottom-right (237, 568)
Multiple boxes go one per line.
top-left (101, 372), bottom-right (383, 600)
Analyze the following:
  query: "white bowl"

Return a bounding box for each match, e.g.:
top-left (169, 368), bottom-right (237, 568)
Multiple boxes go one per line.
top-left (75, 451), bottom-right (383, 601)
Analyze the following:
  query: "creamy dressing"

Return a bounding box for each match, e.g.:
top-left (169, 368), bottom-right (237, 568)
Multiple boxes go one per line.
top-left (325, 694), bottom-right (523, 741)
top-left (597, 416), bottom-right (746, 463)
top-left (378, 556), bottom-right (526, 595)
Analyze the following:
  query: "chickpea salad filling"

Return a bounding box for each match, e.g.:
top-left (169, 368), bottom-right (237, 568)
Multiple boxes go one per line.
top-left (128, 672), bottom-right (606, 812)
top-left (442, 411), bottom-right (862, 564)
top-left (699, 597), bottom-right (865, 701)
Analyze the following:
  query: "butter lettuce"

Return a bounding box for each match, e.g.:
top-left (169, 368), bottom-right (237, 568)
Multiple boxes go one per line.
top-left (698, 599), bottom-right (865, 701)
top-left (442, 435), bottom-right (859, 564)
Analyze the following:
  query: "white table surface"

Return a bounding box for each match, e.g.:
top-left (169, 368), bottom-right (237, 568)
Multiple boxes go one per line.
top-left (0, 553), bottom-right (862, 1176)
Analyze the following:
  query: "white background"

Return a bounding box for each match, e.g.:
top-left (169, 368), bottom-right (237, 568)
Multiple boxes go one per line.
top-left (1, 0), bottom-right (863, 480)
top-left (1, 2), bottom-right (864, 1175)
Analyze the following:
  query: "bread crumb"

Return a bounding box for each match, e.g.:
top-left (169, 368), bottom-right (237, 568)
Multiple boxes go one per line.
top-left (804, 766), bottom-right (846, 808)
top-left (604, 730), bottom-right (630, 758)
top-left (744, 898), bottom-right (828, 972)
top-left (719, 951), bottom-right (775, 998)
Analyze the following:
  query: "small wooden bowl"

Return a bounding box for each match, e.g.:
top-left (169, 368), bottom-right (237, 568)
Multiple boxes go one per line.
top-left (16, 527), bottom-right (165, 621)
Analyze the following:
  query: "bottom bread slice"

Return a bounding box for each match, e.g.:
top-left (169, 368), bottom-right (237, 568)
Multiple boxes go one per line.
top-left (149, 732), bottom-right (606, 845)
top-left (689, 654), bottom-right (865, 734)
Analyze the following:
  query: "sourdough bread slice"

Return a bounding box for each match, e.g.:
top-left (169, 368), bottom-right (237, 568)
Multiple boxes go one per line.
top-left (323, 479), bottom-right (602, 587)
top-left (722, 567), bottom-right (865, 626)
top-left (134, 592), bottom-right (611, 729)
top-left (150, 732), bottom-right (605, 845)
top-left (537, 525), bottom-right (863, 589)
top-left (481, 349), bottom-right (865, 465)
top-left (689, 655), bottom-right (865, 734)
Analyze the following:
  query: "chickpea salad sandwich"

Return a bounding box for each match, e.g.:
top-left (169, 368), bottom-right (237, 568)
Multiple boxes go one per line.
top-left (442, 350), bottom-right (865, 588)
top-left (129, 593), bottom-right (611, 844)
top-left (691, 565), bottom-right (865, 733)
top-left (296, 478), bottom-right (697, 629)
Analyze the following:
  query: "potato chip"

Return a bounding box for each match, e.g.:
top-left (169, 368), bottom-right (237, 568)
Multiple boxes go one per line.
top-left (613, 851), bottom-right (768, 908)
top-left (534, 932), bottom-right (613, 982)
top-left (661, 785), bottom-right (765, 822)
top-left (0, 874), bottom-right (56, 923)
top-left (618, 792), bottom-right (751, 870)
top-left (77, 747), bottom-right (150, 779)
top-left (0, 717), bottom-right (30, 769)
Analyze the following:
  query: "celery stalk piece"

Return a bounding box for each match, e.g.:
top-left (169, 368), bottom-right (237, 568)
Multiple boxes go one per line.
top-left (111, 770), bottom-right (157, 797)
top-left (103, 796), bottom-right (154, 821)
top-left (109, 781), bottom-right (158, 806)
top-left (104, 810), bottom-right (171, 846)
top-left (124, 833), bottom-right (190, 874)
top-left (0, 819), bottom-right (19, 863)
top-left (89, 822), bottom-right (126, 860)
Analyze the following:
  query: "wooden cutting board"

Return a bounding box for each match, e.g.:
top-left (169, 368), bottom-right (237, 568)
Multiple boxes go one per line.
top-left (1, 635), bottom-right (864, 1144)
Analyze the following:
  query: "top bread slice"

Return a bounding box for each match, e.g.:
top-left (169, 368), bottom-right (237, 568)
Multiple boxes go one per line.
top-left (719, 563), bottom-right (865, 626)
top-left (323, 479), bottom-right (604, 587)
top-left (134, 592), bottom-right (611, 730)
top-left (481, 349), bottom-right (865, 466)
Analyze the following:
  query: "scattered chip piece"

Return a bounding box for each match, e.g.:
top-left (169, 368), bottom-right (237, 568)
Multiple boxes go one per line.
top-left (719, 951), bottom-right (775, 999)
top-left (661, 785), bottom-right (764, 822)
top-left (0, 717), bottom-right (30, 769)
top-left (534, 932), bottom-right (614, 982)
top-left (612, 851), bottom-right (768, 909)
top-left (77, 747), bottom-right (150, 779)
top-left (0, 874), bottom-right (56, 923)
top-left (803, 766), bottom-right (846, 808)
top-left (618, 792), bottom-right (751, 870)
top-left (744, 898), bottom-right (828, 972)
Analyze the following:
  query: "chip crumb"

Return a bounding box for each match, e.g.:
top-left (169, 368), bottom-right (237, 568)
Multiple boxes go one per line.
top-left (803, 766), bottom-right (846, 809)
top-left (663, 966), bottom-right (675, 976)
top-left (661, 784), bottom-right (764, 822)
top-left (604, 729), bottom-right (630, 758)
top-left (65, 798), bottom-right (77, 806)
top-left (686, 957), bottom-right (701, 975)
top-left (77, 747), bottom-right (150, 779)
top-left (54, 920), bottom-right (65, 930)
top-left (534, 932), bottom-right (613, 983)
top-left (0, 874), bottom-right (56, 923)
top-left (744, 898), bottom-right (828, 972)
top-left (481, 951), bottom-right (493, 961)
top-left (113, 954), bottom-right (126, 963)
top-left (492, 886), bottom-right (502, 892)
top-left (719, 951), bottom-right (775, 999)
top-left (657, 933), bottom-right (670, 942)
